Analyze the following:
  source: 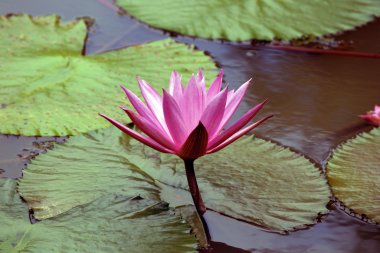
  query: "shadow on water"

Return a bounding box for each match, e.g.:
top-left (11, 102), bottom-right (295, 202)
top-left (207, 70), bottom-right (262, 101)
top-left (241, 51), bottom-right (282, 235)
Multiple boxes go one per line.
top-left (0, 0), bottom-right (379, 252)
top-left (203, 204), bottom-right (380, 253)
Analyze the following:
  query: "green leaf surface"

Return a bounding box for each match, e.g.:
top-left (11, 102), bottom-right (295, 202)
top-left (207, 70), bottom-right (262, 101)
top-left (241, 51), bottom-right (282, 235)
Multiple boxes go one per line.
top-left (0, 14), bottom-right (215, 136)
top-left (1, 179), bottom-right (197, 253)
top-left (116, 0), bottom-right (380, 41)
top-left (18, 127), bottom-right (160, 220)
top-left (19, 127), bottom-right (330, 232)
top-left (156, 137), bottom-right (331, 232)
top-left (177, 205), bottom-right (208, 249)
top-left (327, 128), bottom-right (380, 223)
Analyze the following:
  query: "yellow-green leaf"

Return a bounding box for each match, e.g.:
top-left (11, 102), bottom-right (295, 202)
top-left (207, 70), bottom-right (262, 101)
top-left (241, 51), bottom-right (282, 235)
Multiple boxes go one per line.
top-left (327, 128), bottom-right (380, 223)
top-left (0, 14), bottom-right (215, 136)
top-left (157, 136), bottom-right (331, 232)
top-left (19, 127), bottom-right (330, 233)
top-left (1, 179), bottom-right (197, 253)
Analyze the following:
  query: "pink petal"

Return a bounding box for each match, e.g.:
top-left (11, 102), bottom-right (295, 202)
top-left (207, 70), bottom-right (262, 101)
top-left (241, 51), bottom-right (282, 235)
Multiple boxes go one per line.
top-left (207, 115), bottom-right (273, 154)
top-left (123, 109), bottom-right (175, 150)
top-left (196, 69), bottom-right (206, 94)
top-left (119, 105), bottom-right (167, 137)
top-left (197, 69), bottom-right (204, 83)
top-left (120, 86), bottom-right (160, 125)
top-left (358, 114), bottom-right (370, 119)
top-left (179, 75), bottom-right (206, 130)
top-left (374, 105), bottom-right (380, 114)
top-left (178, 122), bottom-right (209, 160)
top-left (168, 71), bottom-right (183, 101)
top-left (358, 114), bottom-right (380, 126)
top-left (163, 90), bottom-right (188, 147)
top-left (200, 87), bottom-right (228, 139)
top-left (99, 114), bottom-right (173, 153)
top-left (207, 69), bottom-right (223, 101)
top-left (217, 79), bottom-right (251, 132)
top-left (137, 77), bottom-right (165, 125)
top-left (226, 89), bottom-right (235, 105)
top-left (208, 100), bottom-right (267, 149)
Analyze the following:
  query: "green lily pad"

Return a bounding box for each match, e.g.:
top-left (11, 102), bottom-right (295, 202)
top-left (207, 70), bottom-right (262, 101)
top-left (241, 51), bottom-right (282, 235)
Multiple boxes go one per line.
top-left (0, 14), bottom-right (215, 136)
top-left (327, 128), bottom-right (380, 223)
top-left (19, 127), bottom-right (330, 232)
top-left (155, 136), bottom-right (331, 232)
top-left (18, 127), bottom-right (160, 220)
top-left (116, 0), bottom-right (380, 41)
top-left (177, 205), bottom-right (208, 248)
top-left (1, 179), bottom-right (197, 253)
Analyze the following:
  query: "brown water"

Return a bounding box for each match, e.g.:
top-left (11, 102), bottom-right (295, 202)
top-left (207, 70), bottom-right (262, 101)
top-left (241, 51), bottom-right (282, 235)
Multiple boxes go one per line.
top-left (0, 1), bottom-right (379, 252)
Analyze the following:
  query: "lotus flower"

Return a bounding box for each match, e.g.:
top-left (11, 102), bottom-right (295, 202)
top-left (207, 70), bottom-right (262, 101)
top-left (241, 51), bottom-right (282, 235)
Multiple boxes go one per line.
top-left (359, 105), bottom-right (380, 126)
top-left (100, 69), bottom-right (271, 216)
top-left (100, 70), bottom-right (272, 160)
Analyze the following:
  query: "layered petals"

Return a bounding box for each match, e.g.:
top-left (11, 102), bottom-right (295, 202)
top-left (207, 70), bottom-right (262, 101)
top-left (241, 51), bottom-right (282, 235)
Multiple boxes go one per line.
top-left (122, 108), bottom-right (175, 150)
top-left (180, 75), bottom-right (206, 131)
top-left (207, 115), bottom-right (273, 154)
top-left (163, 90), bottom-right (188, 146)
top-left (200, 87), bottom-right (228, 139)
top-left (99, 114), bottom-right (173, 153)
top-left (100, 70), bottom-right (271, 160)
top-left (120, 85), bottom-right (166, 133)
top-left (207, 69), bottom-right (223, 100)
top-left (137, 78), bottom-right (165, 125)
top-left (208, 99), bottom-right (267, 149)
top-left (217, 79), bottom-right (251, 132)
top-left (168, 70), bottom-right (183, 101)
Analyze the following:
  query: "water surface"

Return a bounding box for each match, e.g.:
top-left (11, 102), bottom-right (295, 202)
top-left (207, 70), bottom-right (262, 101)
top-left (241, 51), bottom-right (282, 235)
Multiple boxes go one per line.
top-left (0, 1), bottom-right (379, 252)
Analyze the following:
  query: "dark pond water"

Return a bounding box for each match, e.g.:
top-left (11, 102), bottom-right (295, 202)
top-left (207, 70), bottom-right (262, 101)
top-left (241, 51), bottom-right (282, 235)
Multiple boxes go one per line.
top-left (0, 0), bottom-right (379, 252)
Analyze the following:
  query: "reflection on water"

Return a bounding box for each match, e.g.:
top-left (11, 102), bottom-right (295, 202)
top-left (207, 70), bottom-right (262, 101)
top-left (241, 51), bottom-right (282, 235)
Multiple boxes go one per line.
top-left (204, 204), bottom-right (380, 253)
top-left (180, 39), bottom-right (380, 161)
top-left (0, 1), bottom-right (379, 252)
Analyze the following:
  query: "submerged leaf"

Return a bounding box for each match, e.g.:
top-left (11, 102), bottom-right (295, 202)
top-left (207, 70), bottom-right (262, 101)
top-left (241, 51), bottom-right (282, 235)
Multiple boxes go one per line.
top-left (327, 128), bottom-right (380, 223)
top-left (0, 14), bottom-right (215, 136)
top-left (0, 179), bottom-right (197, 253)
top-left (19, 127), bottom-right (330, 233)
top-left (116, 0), bottom-right (380, 41)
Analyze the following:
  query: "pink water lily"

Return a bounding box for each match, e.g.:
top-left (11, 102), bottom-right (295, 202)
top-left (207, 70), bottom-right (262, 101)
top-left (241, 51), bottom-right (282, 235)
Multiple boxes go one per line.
top-left (100, 70), bottom-right (272, 160)
top-left (100, 69), bottom-right (271, 216)
top-left (359, 105), bottom-right (380, 126)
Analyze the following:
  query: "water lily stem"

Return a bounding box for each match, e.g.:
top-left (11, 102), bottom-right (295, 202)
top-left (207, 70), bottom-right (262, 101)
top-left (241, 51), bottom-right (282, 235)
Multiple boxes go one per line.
top-left (184, 159), bottom-right (206, 215)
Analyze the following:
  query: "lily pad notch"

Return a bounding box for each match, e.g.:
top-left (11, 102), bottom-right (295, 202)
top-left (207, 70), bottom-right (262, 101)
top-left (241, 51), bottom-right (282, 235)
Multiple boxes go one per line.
top-left (0, 14), bottom-right (215, 136)
top-left (18, 127), bottom-right (331, 233)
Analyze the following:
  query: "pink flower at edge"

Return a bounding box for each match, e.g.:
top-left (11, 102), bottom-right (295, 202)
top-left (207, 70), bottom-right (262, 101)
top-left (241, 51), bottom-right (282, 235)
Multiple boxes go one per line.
top-left (359, 105), bottom-right (380, 126)
top-left (100, 69), bottom-right (272, 160)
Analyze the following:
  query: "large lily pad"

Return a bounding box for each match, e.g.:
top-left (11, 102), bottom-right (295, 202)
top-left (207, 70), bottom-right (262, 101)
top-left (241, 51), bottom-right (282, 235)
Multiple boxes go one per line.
top-left (1, 179), bottom-right (197, 253)
top-left (19, 127), bottom-right (330, 232)
top-left (116, 0), bottom-right (380, 41)
top-left (18, 127), bottom-right (160, 220)
top-left (327, 128), bottom-right (380, 223)
top-left (0, 14), bottom-right (215, 136)
top-left (155, 137), bottom-right (331, 232)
